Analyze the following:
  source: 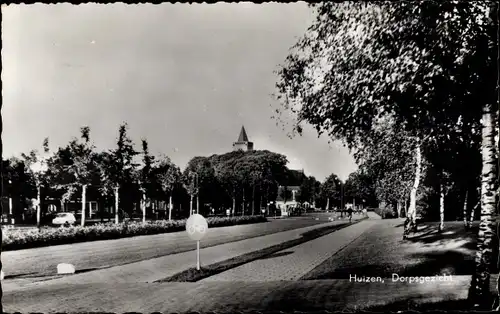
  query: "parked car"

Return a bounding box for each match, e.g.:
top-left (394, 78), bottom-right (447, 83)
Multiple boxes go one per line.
top-left (52, 213), bottom-right (77, 226)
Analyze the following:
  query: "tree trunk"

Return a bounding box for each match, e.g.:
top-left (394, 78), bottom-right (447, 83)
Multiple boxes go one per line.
top-left (406, 142), bottom-right (422, 235)
top-left (36, 185), bottom-right (41, 228)
top-left (81, 184), bottom-right (87, 227)
top-left (196, 194), bottom-right (199, 215)
top-left (252, 185), bottom-right (256, 216)
top-left (168, 195), bottom-right (173, 221)
top-left (469, 201), bottom-right (477, 228)
top-left (232, 197), bottom-right (236, 217)
top-left (468, 102), bottom-right (498, 307)
top-left (464, 190), bottom-right (469, 229)
top-left (114, 186), bottom-right (119, 224)
top-left (190, 195), bottom-right (193, 216)
top-left (242, 187), bottom-right (245, 216)
top-left (142, 193), bottom-right (146, 224)
top-left (438, 183), bottom-right (444, 232)
top-left (326, 198), bottom-right (330, 211)
top-left (397, 201), bottom-right (402, 218)
top-left (266, 185), bottom-right (269, 216)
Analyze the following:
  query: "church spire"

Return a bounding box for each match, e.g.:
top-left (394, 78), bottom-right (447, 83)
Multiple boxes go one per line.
top-left (233, 125), bottom-right (254, 152)
top-left (237, 126), bottom-right (249, 142)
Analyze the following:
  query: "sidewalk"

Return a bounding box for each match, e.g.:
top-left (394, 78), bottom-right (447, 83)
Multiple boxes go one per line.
top-left (2, 219), bottom-right (362, 292)
top-left (201, 220), bottom-right (377, 282)
top-left (5, 275), bottom-right (496, 313)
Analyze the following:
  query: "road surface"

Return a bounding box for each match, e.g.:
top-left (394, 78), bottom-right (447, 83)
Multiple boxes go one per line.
top-left (5, 212), bottom-right (484, 312)
top-left (2, 215), bottom-right (329, 279)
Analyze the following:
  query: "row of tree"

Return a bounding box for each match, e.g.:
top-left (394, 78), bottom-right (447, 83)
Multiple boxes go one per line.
top-left (2, 123), bottom-right (357, 227)
top-left (274, 1), bottom-right (498, 307)
top-left (3, 124), bottom-right (185, 226)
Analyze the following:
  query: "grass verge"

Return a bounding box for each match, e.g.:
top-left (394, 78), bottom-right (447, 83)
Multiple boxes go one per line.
top-left (156, 217), bottom-right (366, 283)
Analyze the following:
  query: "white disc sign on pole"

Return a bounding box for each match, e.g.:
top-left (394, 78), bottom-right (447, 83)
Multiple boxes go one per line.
top-left (186, 214), bottom-right (208, 270)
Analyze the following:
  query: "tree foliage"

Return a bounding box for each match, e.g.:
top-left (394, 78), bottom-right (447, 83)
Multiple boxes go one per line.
top-left (274, 1), bottom-right (498, 307)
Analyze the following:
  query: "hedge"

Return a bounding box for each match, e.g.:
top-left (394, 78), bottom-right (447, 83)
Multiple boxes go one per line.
top-left (1, 215), bottom-right (268, 251)
top-left (372, 207), bottom-right (398, 219)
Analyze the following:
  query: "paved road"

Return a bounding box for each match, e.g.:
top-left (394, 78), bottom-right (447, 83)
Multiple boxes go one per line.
top-left (2, 218), bottom-right (357, 291)
top-left (4, 215), bottom-right (488, 313)
top-left (1, 216), bottom-right (329, 279)
top-left (301, 219), bottom-right (480, 280)
top-left (6, 276), bottom-right (494, 313)
top-left (201, 219), bottom-right (377, 281)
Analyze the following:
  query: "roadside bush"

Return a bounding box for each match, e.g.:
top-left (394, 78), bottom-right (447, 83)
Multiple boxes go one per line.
top-left (1, 215), bottom-right (267, 251)
top-left (373, 207), bottom-right (397, 219)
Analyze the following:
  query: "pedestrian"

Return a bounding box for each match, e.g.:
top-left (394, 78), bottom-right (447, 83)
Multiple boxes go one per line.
top-left (348, 207), bottom-right (353, 222)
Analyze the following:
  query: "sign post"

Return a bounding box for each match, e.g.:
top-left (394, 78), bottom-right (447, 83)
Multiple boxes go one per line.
top-left (186, 213), bottom-right (208, 271)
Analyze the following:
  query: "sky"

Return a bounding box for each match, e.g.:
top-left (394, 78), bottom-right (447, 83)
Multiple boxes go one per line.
top-left (2, 3), bottom-right (358, 182)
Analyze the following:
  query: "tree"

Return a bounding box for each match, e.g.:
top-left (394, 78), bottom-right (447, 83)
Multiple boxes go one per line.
top-left (208, 150), bottom-right (288, 216)
top-left (22, 138), bottom-right (51, 227)
top-left (2, 157), bottom-right (37, 220)
top-left (297, 176), bottom-right (318, 205)
top-left (355, 116), bottom-right (416, 217)
top-left (320, 174), bottom-right (342, 211)
top-left (279, 185), bottom-right (293, 204)
top-left (184, 157), bottom-right (216, 215)
top-left (54, 127), bottom-right (97, 226)
top-left (274, 2), bottom-right (497, 306)
top-left (156, 155), bottom-right (181, 220)
top-left (99, 123), bottom-right (139, 223)
top-left (344, 170), bottom-right (377, 211)
top-left (139, 139), bottom-right (156, 223)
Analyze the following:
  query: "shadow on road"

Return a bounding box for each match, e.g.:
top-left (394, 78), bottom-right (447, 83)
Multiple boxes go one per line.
top-left (257, 251), bottom-right (294, 260)
top-left (158, 220), bottom-right (364, 283)
top-left (301, 221), bottom-right (488, 280)
top-left (403, 251), bottom-right (474, 276)
top-left (364, 298), bottom-right (474, 312)
top-left (3, 272), bottom-right (39, 279)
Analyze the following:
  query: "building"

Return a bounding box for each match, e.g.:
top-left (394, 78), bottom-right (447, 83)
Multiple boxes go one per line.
top-left (275, 186), bottom-right (301, 216)
top-left (275, 169), bottom-right (307, 216)
top-left (229, 127), bottom-right (307, 216)
top-left (233, 126), bottom-right (254, 152)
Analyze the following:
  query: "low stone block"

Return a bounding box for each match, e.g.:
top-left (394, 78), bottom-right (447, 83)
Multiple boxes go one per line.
top-left (57, 263), bottom-right (76, 274)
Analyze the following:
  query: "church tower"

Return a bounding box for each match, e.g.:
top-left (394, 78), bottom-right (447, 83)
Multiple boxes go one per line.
top-left (233, 126), bottom-right (254, 152)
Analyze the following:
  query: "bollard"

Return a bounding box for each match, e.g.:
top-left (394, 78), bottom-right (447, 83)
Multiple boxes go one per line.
top-left (57, 263), bottom-right (76, 274)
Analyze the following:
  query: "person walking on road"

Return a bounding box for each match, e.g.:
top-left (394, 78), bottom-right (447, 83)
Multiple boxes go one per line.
top-left (347, 207), bottom-right (353, 223)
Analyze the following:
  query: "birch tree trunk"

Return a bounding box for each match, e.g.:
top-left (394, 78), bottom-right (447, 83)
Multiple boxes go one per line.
top-left (232, 197), bottom-right (236, 217)
top-left (190, 195), bottom-right (193, 216)
top-left (439, 183), bottom-right (444, 232)
top-left (469, 200), bottom-right (477, 228)
top-left (114, 186), bottom-right (119, 224)
top-left (468, 101), bottom-right (498, 307)
top-left (196, 194), bottom-right (199, 215)
top-left (406, 143), bottom-right (422, 234)
top-left (326, 198), bottom-right (330, 211)
top-left (142, 193), bottom-right (146, 224)
top-left (168, 195), bottom-right (173, 221)
top-left (81, 184), bottom-right (87, 227)
top-left (36, 185), bottom-right (41, 228)
top-left (464, 190), bottom-right (469, 229)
